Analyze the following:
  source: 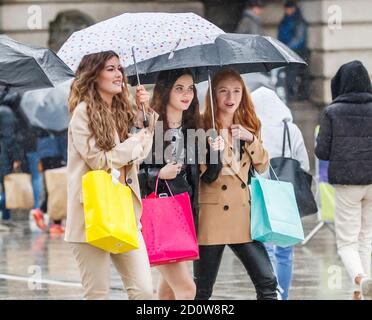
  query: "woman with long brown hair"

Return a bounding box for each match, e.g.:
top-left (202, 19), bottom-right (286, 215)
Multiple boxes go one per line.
top-left (138, 68), bottom-right (223, 300)
top-left (195, 68), bottom-right (278, 300)
top-left (66, 50), bottom-right (158, 300)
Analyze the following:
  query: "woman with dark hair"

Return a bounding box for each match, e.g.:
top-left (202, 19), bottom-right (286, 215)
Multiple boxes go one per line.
top-left (66, 50), bottom-right (158, 300)
top-left (195, 68), bottom-right (278, 300)
top-left (139, 68), bottom-right (224, 300)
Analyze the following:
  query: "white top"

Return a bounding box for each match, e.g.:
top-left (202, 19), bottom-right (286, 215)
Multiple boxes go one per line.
top-left (251, 86), bottom-right (310, 172)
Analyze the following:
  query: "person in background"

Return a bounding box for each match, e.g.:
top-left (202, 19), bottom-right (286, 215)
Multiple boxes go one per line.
top-left (0, 93), bottom-right (23, 222)
top-left (3, 92), bottom-right (44, 229)
top-left (33, 128), bottom-right (67, 234)
top-left (235, 0), bottom-right (265, 35)
top-left (251, 86), bottom-right (310, 300)
top-left (315, 60), bottom-right (372, 300)
top-left (278, 0), bottom-right (308, 101)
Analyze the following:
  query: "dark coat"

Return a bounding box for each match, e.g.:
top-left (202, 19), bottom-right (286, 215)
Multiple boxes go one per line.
top-left (0, 104), bottom-right (23, 180)
top-left (278, 9), bottom-right (307, 55)
top-left (138, 127), bottom-right (222, 230)
top-left (315, 60), bottom-right (372, 185)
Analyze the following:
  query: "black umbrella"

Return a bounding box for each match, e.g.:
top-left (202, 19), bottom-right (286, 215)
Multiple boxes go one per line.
top-left (126, 33), bottom-right (306, 130)
top-left (20, 79), bottom-right (72, 132)
top-left (0, 35), bottom-right (74, 95)
top-left (126, 33), bottom-right (306, 85)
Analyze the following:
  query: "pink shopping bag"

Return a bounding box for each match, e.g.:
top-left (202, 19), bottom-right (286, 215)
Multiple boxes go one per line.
top-left (141, 178), bottom-right (199, 266)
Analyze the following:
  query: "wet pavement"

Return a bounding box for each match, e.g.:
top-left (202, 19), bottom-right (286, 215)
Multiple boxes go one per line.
top-left (0, 212), bottom-right (358, 300)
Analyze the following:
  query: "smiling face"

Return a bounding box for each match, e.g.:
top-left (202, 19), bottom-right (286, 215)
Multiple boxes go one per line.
top-left (215, 76), bottom-right (243, 116)
top-left (96, 56), bottom-right (124, 97)
top-left (167, 74), bottom-right (195, 112)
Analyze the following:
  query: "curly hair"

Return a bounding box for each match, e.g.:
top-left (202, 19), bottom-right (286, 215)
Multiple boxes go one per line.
top-left (202, 68), bottom-right (261, 135)
top-left (68, 50), bottom-right (135, 151)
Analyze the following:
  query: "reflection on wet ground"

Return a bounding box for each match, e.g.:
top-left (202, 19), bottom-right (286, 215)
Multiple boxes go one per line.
top-left (0, 214), bottom-right (355, 300)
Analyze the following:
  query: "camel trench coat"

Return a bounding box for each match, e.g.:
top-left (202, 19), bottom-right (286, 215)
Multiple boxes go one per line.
top-left (197, 132), bottom-right (269, 245)
top-left (64, 101), bottom-right (158, 243)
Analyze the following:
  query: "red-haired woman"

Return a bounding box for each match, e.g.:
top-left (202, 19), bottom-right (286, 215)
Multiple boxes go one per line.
top-left (195, 68), bottom-right (278, 300)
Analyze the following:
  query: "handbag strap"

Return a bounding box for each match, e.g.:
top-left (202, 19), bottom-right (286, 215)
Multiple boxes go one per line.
top-left (282, 120), bottom-right (293, 158)
top-left (155, 174), bottom-right (174, 197)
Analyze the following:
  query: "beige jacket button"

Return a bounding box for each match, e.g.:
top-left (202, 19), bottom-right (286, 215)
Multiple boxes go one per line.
top-left (223, 205), bottom-right (229, 211)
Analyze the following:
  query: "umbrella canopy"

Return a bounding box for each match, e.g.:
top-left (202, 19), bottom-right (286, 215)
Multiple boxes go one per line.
top-left (0, 35), bottom-right (75, 94)
top-left (57, 12), bottom-right (224, 72)
top-left (20, 79), bottom-right (72, 132)
top-left (125, 33), bottom-right (307, 85)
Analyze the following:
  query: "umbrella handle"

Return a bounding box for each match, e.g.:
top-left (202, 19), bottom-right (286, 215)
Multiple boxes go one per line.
top-left (141, 103), bottom-right (149, 128)
top-left (132, 46), bottom-right (149, 128)
top-left (208, 71), bottom-right (216, 132)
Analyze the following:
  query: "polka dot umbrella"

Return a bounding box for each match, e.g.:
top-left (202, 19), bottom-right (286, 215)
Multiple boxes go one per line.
top-left (58, 12), bottom-right (224, 126)
top-left (57, 12), bottom-right (224, 72)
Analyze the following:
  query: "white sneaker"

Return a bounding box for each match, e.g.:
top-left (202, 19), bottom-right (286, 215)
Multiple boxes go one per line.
top-left (361, 278), bottom-right (372, 300)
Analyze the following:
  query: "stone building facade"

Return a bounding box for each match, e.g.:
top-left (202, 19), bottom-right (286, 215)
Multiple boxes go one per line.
top-left (1, 0), bottom-right (371, 105)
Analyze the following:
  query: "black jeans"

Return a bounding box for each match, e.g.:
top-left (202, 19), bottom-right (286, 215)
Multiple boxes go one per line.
top-left (194, 241), bottom-right (278, 300)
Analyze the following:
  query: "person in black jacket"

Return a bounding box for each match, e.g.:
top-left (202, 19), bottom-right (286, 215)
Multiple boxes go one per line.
top-left (315, 60), bottom-right (372, 300)
top-left (0, 93), bottom-right (23, 221)
top-left (138, 68), bottom-right (224, 300)
top-left (3, 92), bottom-right (43, 227)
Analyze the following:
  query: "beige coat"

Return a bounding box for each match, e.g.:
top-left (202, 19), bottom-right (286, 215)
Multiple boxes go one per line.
top-left (198, 132), bottom-right (269, 245)
top-left (65, 101), bottom-right (158, 243)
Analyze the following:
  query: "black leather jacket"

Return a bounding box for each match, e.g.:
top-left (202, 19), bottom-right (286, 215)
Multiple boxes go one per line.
top-left (138, 129), bottom-right (222, 230)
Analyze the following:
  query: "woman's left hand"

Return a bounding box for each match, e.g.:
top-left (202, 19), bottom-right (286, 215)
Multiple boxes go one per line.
top-left (230, 124), bottom-right (254, 142)
top-left (135, 85), bottom-right (150, 112)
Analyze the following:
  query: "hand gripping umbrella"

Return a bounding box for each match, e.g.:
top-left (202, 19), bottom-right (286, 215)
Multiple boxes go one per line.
top-left (131, 47), bottom-right (149, 128)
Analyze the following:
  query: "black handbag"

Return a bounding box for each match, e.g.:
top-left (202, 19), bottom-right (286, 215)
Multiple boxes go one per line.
top-left (269, 120), bottom-right (318, 217)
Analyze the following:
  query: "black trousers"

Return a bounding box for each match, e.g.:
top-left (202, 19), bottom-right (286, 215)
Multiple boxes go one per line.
top-left (194, 241), bottom-right (278, 300)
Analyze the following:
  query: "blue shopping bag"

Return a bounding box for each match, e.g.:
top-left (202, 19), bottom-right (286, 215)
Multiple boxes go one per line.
top-left (250, 171), bottom-right (304, 247)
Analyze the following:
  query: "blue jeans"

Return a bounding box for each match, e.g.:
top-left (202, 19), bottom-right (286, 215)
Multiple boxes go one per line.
top-left (26, 152), bottom-right (42, 209)
top-left (265, 244), bottom-right (294, 300)
top-left (0, 191), bottom-right (10, 220)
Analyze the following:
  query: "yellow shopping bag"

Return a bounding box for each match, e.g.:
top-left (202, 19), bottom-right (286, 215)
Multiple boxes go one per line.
top-left (82, 166), bottom-right (139, 254)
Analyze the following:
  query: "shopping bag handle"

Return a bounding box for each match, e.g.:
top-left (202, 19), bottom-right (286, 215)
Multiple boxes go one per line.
top-left (155, 175), bottom-right (174, 197)
top-left (250, 164), bottom-right (280, 182)
top-left (98, 152), bottom-right (113, 171)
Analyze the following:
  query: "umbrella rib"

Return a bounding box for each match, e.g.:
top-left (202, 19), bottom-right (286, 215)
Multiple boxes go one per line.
top-left (263, 36), bottom-right (290, 65)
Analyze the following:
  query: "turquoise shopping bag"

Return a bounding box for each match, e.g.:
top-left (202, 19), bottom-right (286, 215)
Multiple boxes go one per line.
top-left (250, 172), bottom-right (304, 247)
